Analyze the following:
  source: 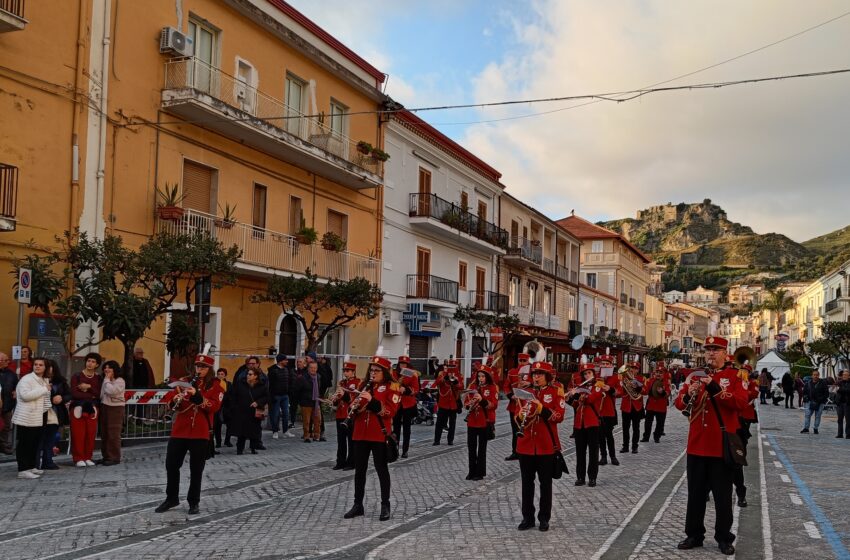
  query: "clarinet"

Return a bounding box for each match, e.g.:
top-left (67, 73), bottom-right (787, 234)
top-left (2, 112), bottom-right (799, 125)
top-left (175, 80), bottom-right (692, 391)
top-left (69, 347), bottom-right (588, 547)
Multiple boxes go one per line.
top-left (341, 380), bottom-right (373, 431)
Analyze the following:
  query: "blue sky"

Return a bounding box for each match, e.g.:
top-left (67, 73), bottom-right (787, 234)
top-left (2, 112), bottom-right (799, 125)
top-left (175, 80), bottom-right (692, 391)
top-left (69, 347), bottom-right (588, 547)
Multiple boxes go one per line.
top-left (288, 1), bottom-right (850, 242)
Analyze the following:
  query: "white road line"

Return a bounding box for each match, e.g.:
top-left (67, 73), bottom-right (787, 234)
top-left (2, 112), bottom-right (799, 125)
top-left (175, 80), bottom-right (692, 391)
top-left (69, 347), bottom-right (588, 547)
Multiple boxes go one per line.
top-left (757, 422), bottom-right (774, 560)
top-left (804, 521), bottom-right (823, 539)
top-left (763, 440), bottom-right (771, 446)
top-left (768, 450), bottom-right (776, 456)
top-left (628, 470), bottom-right (687, 560)
top-left (773, 460), bottom-right (783, 468)
top-left (789, 493), bottom-right (803, 505)
top-left (590, 449), bottom-right (686, 560)
top-left (780, 474), bottom-right (791, 483)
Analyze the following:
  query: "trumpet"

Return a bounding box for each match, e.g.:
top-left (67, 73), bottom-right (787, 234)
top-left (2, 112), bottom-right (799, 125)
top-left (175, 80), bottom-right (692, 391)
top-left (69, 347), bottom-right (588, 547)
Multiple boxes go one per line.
top-left (341, 380), bottom-right (374, 432)
top-left (462, 388), bottom-right (482, 422)
top-left (681, 370), bottom-right (708, 417)
top-left (513, 388), bottom-right (538, 438)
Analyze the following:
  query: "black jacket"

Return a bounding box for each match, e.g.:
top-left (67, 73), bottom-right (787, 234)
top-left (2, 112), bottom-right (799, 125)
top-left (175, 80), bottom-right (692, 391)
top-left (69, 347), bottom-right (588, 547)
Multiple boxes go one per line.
top-left (0, 368), bottom-right (17, 413)
top-left (804, 378), bottom-right (830, 406)
top-left (227, 379), bottom-right (269, 439)
top-left (267, 364), bottom-right (292, 396)
top-left (834, 379), bottom-right (850, 405)
top-left (50, 377), bottom-right (72, 425)
top-left (781, 373), bottom-right (794, 394)
top-left (294, 372), bottom-right (324, 407)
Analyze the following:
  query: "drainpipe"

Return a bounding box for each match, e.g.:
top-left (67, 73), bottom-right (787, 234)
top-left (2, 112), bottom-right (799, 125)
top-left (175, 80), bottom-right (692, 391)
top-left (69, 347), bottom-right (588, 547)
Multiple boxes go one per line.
top-left (94, 0), bottom-right (111, 239)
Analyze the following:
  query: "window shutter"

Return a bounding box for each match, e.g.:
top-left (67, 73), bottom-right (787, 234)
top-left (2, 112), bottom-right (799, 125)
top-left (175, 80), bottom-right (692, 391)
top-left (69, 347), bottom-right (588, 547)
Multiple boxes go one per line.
top-left (327, 210), bottom-right (346, 238)
top-left (182, 161), bottom-right (213, 212)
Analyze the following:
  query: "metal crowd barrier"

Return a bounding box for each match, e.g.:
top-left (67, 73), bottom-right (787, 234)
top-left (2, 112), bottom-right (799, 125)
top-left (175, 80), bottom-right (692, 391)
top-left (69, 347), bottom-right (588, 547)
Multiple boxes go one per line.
top-left (123, 389), bottom-right (177, 440)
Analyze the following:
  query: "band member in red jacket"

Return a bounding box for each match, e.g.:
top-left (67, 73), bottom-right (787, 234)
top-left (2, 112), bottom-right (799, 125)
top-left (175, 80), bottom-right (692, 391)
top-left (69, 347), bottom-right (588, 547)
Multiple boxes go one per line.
top-left (568, 364), bottom-right (604, 487)
top-left (331, 361), bottom-right (361, 470)
top-left (675, 336), bottom-right (747, 556)
top-left (155, 353), bottom-right (224, 515)
top-left (392, 355), bottom-right (420, 459)
top-left (733, 364), bottom-right (760, 507)
top-left (642, 367), bottom-right (671, 443)
top-left (344, 356), bottom-right (400, 522)
top-left (516, 362), bottom-right (565, 532)
top-left (503, 353), bottom-right (531, 460)
top-left (464, 365), bottom-right (499, 480)
top-left (594, 356), bottom-right (619, 466)
top-left (619, 361), bottom-right (645, 454)
top-left (433, 360), bottom-right (462, 446)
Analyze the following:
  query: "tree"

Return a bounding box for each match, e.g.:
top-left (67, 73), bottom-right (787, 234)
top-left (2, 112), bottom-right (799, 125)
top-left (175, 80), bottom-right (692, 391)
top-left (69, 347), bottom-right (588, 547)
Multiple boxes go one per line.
top-left (452, 305), bottom-right (521, 368)
top-left (13, 230), bottom-right (241, 374)
top-left (646, 345), bottom-right (666, 364)
top-left (761, 288), bottom-right (794, 338)
top-left (251, 270), bottom-right (383, 353)
top-left (805, 338), bottom-right (839, 376)
top-left (820, 321), bottom-right (850, 368)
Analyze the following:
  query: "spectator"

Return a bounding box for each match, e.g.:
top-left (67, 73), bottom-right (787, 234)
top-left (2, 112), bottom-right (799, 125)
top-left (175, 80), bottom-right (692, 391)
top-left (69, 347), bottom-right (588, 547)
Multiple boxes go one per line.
top-left (12, 357), bottom-right (50, 478)
top-left (130, 348), bottom-right (156, 388)
top-left (229, 369), bottom-right (269, 454)
top-left (12, 345), bottom-right (34, 378)
top-left (235, 356), bottom-right (268, 385)
top-left (215, 368), bottom-right (232, 448)
top-left (0, 353), bottom-right (17, 454)
top-left (70, 352), bottom-right (103, 467)
top-left (295, 361), bottom-right (323, 442)
top-left (317, 357), bottom-right (333, 438)
top-left (770, 384), bottom-right (784, 406)
top-left (835, 370), bottom-right (850, 439)
top-left (99, 360), bottom-right (125, 465)
top-left (268, 354), bottom-right (293, 439)
top-left (428, 356), bottom-right (442, 378)
top-left (758, 368), bottom-right (773, 405)
top-left (39, 360), bottom-right (70, 470)
top-left (795, 375), bottom-right (805, 408)
top-left (781, 371), bottom-right (795, 409)
top-left (289, 357), bottom-right (306, 429)
top-left (801, 370), bottom-right (830, 434)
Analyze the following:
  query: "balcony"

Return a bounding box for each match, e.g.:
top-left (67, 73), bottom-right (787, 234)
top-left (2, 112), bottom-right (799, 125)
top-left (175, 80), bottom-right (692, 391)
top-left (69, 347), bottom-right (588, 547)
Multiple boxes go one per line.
top-left (555, 264), bottom-right (569, 282)
top-left (407, 274), bottom-right (459, 306)
top-left (638, 301), bottom-right (645, 312)
top-left (503, 236), bottom-right (542, 267)
top-left (162, 58), bottom-right (382, 191)
top-left (157, 209), bottom-right (379, 283)
top-left (629, 297), bottom-right (636, 308)
top-left (530, 311), bottom-right (561, 331)
top-left (408, 193), bottom-right (508, 254)
top-left (0, 163), bottom-right (18, 231)
top-left (620, 293), bottom-right (628, 304)
top-left (469, 290), bottom-right (508, 314)
top-left (509, 306), bottom-right (530, 325)
top-left (542, 258), bottom-right (555, 276)
top-left (0, 0), bottom-right (26, 32)
top-left (824, 298), bottom-right (842, 315)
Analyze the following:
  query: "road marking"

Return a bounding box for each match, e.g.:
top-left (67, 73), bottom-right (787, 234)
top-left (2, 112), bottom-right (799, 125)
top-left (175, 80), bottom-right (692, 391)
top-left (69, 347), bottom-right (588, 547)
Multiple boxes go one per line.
top-left (627, 470), bottom-right (687, 560)
top-left (757, 422), bottom-right (774, 560)
top-left (768, 450), bottom-right (776, 456)
top-left (773, 460), bottom-right (782, 468)
top-left (789, 493), bottom-right (802, 505)
top-left (804, 521), bottom-right (822, 539)
top-left (763, 440), bottom-right (771, 446)
top-left (780, 474), bottom-right (791, 483)
top-left (591, 449), bottom-right (686, 560)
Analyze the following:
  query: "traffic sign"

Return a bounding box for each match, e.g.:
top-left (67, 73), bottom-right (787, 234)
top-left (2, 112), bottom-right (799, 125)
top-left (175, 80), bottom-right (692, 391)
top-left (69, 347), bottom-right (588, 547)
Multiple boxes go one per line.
top-left (17, 268), bottom-right (31, 304)
top-left (489, 327), bottom-right (503, 343)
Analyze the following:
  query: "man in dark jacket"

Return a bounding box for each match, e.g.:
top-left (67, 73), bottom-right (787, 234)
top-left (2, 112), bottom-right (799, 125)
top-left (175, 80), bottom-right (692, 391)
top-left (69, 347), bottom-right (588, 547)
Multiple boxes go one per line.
top-left (0, 353), bottom-right (17, 454)
top-left (294, 361), bottom-right (324, 442)
top-left (801, 370), bottom-right (830, 434)
top-left (835, 370), bottom-right (850, 439)
top-left (781, 372), bottom-right (795, 409)
top-left (268, 354), bottom-right (293, 439)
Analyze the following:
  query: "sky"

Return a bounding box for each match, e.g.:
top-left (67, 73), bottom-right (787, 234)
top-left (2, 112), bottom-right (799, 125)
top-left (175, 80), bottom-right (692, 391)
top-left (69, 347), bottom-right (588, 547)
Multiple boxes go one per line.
top-left (288, 0), bottom-right (850, 243)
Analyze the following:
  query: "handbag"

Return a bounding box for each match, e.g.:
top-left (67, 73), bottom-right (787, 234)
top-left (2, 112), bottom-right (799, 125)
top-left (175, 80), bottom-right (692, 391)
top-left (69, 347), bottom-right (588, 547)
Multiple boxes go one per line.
top-left (708, 396), bottom-right (747, 467)
top-left (376, 415), bottom-right (399, 463)
top-left (248, 387), bottom-right (268, 419)
top-left (486, 422), bottom-right (496, 441)
top-left (543, 419), bottom-right (569, 479)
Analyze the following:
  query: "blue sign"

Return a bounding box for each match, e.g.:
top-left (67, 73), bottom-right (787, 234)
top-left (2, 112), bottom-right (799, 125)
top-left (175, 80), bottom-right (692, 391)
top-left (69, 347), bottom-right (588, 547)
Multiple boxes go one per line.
top-left (402, 304), bottom-right (430, 333)
top-left (37, 319), bottom-right (46, 337)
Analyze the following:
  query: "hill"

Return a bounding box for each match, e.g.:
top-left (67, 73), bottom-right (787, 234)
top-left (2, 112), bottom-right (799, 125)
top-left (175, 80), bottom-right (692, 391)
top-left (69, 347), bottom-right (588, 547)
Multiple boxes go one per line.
top-left (801, 224), bottom-right (850, 277)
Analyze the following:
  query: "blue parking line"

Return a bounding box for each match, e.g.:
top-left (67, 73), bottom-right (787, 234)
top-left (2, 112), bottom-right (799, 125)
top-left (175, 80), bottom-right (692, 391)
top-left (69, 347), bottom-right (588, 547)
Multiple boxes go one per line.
top-left (767, 434), bottom-right (850, 560)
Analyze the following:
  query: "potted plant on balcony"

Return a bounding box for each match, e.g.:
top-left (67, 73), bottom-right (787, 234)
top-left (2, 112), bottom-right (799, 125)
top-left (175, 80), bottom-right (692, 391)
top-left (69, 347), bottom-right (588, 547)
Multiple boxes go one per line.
top-left (370, 147), bottom-right (390, 162)
top-left (214, 202), bottom-right (237, 229)
top-left (295, 217), bottom-right (318, 245)
top-left (440, 207), bottom-right (465, 230)
top-left (320, 231), bottom-right (347, 252)
top-left (155, 182), bottom-right (185, 221)
top-left (356, 141), bottom-right (373, 155)
top-left (530, 239), bottom-right (541, 247)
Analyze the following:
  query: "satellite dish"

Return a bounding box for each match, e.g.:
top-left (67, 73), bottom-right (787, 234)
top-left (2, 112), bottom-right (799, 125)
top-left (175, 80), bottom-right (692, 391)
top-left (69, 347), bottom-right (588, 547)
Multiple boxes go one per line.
top-left (570, 335), bottom-right (586, 351)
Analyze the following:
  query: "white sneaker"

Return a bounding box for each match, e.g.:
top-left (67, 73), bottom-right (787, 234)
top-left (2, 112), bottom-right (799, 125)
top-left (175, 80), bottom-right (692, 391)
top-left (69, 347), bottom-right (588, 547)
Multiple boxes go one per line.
top-left (85, 460), bottom-right (96, 467)
top-left (18, 470), bottom-right (40, 479)
top-left (285, 431), bottom-right (295, 438)
top-left (29, 468), bottom-right (44, 475)
top-left (272, 432), bottom-right (279, 439)
top-left (76, 461), bottom-right (87, 467)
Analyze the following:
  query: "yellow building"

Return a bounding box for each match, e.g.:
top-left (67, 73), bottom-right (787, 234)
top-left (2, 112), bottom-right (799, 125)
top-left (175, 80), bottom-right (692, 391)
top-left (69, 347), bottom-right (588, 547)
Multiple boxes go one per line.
top-left (0, 0), bottom-right (385, 380)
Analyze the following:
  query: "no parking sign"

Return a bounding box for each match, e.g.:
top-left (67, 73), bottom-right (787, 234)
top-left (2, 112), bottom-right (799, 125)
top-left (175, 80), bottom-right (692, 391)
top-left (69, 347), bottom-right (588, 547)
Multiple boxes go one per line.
top-left (18, 268), bottom-right (31, 304)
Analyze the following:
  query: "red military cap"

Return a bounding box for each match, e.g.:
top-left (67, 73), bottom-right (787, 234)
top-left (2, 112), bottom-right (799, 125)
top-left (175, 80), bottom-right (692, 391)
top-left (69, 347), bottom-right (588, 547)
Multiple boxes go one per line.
top-left (370, 356), bottom-right (392, 371)
top-left (397, 355), bottom-right (411, 365)
top-left (628, 361), bottom-right (640, 369)
top-left (194, 354), bottom-right (215, 368)
top-left (704, 336), bottom-right (729, 350)
top-left (446, 358), bottom-right (459, 367)
top-left (594, 355), bottom-right (614, 365)
top-left (518, 353), bottom-right (531, 361)
top-left (531, 361), bottom-right (555, 379)
top-left (343, 361), bottom-right (357, 371)
top-left (478, 364), bottom-right (494, 375)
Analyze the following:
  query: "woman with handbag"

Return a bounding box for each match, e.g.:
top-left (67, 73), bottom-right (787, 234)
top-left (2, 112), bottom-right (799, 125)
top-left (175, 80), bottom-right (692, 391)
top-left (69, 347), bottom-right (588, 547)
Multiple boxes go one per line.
top-left (343, 356), bottom-right (400, 522)
top-left (39, 360), bottom-right (71, 470)
top-left (12, 357), bottom-right (51, 478)
top-left (464, 365), bottom-right (499, 481)
top-left (99, 360), bottom-right (126, 465)
top-left (229, 369), bottom-right (269, 454)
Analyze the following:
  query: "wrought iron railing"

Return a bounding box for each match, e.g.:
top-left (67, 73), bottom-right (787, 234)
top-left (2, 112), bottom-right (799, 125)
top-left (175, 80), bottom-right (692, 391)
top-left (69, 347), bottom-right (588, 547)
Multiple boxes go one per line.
top-left (505, 235), bottom-right (542, 264)
top-left (0, 0), bottom-right (24, 18)
top-left (629, 297), bottom-right (636, 308)
top-left (620, 293), bottom-right (628, 304)
top-left (408, 193), bottom-right (509, 249)
top-left (825, 298), bottom-right (840, 313)
top-left (638, 301), bottom-right (645, 312)
top-left (542, 258), bottom-right (554, 276)
top-left (0, 163), bottom-right (18, 219)
top-left (470, 290), bottom-right (508, 313)
top-left (406, 274), bottom-right (459, 304)
top-left (163, 57), bottom-right (381, 176)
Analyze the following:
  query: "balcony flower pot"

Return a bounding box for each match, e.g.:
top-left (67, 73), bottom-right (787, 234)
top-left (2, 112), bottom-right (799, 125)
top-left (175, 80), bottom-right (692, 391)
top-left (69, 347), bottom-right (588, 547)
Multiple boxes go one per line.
top-left (214, 202), bottom-right (237, 229)
top-left (320, 231), bottom-right (347, 252)
top-left (214, 218), bottom-right (235, 229)
top-left (157, 205), bottom-right (185, 221)
top-left (369, 147), bottom-right (390, 162)
top-left (356, 141), bottom-right (373, 155)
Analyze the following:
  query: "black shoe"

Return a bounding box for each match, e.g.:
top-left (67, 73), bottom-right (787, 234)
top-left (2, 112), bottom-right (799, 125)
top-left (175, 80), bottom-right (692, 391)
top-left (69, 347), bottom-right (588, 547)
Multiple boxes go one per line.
top-left (640, 437), bottom-right (649, 443)
top-left (575, 479), bottom-right (585, 486)
top-left (538, 521), bottom-right (549, 532)
top-left (466, 473), bottom-right (474, 480)
top-left (250, 449), bottom-right (258, 454)
top-left (215, 444), bottom-right (221, 449)
top-left (343, 465), bottom-right (355, 471)
top-left (631, 447), bottom-right (638, 454)
top-left (236, 450), bottom-right (244, 455)
top-left (790, 406), bottom-right (795, 409)
top-left (379, 503), bottom-right (391, 521)
top-left (718, 542), bottom-right (735, 555)
top-left (332, 464), bottom-right (345, 470)
top-left (837, 434), bottom-right (844, 438)
top-left (599, 458), bottom-right (608, 466)
top-left (471, 475), bottom-right (484, 481)
top-left (517, 519), bottom-right (535, 530)
top-left (677, 538), bottom-right (703, 550)
top-left (101, 460), bottom-right (118, 466)
top-left (588, 479), bottom-right (597, 487)
top-left (801, 429), bottom-right (809, 433)
top-left (401, 452), bottom-right (408, 459)
top-left (433, 442), bottom-right (440, 446)
top-left (304, 438), bottom-right (312, 443)
top-left (654, 438), bottom-right (660, 443)
top-left (813, 429), bottom-right (819, 434)
top-left (319, 437), bottom-right (327, 442)
top-left (343, 504), bottom-right (365, 519)
top-left (447, 441), bottom-right (454, 445)
top-left (620, 447), bottom-right (629, 453)
top-left (610, 457), bottom-right (620, 466)
top-left (737, 497), bottom-right (748, 507)
top-left (224, 441), bottom-right (233, 447)
top-left (188, 504), bottom-right (200, 515)
top-left (154, 499), bottom-right (179, 513)
top-left (505, 453), bottom-right (519, 461)
top-left (255, 444), bottom-right (267, 450)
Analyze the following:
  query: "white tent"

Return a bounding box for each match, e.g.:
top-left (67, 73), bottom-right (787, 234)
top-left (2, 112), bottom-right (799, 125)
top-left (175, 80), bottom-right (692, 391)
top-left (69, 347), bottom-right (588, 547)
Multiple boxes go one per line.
top-left (756, 350), bottom-right (789, 388)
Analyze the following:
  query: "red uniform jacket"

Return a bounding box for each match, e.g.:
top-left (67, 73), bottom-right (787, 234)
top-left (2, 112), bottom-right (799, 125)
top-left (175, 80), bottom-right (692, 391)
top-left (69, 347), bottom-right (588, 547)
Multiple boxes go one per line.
top-left (619, 374), bottom-right (645, 413)
top-left (739, 376), bottom-right (760, 422)
top-left (171, 380), bottom-right (224, 440)
top-left (674, 367), bottom-right (747, 458)
top-left (352, 381), bottom-right (400, 443)
top-left (597, 376), bottom-right (618, 418)
top-left (399, 371), bottom-right (421, 409)
top-left (517, 384), bottom-right (566, 456)
top-left (570, 385), bottom-right (604, 429)
top-left (643, 375), bottom-right (671, 413)
top-left (333, 377), bottom-right (362, 420)
top-left (436, 371), bottom-right (462, 411)
top-left (464, 382), bottom-right (499, 428)
top-left (503, 367), bottom-right (521, 414)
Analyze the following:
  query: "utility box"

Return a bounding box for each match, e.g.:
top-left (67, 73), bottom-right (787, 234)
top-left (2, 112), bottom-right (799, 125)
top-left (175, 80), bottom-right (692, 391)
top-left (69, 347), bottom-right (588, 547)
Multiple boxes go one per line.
top-left (28, 314), bottom-right (69, 375)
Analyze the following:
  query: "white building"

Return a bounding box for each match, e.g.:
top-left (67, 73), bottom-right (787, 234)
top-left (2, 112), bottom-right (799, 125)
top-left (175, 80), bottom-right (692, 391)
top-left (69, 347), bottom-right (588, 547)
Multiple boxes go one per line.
top-left (663, 290), bottom-right (685, 304)
top-left (685, 285), bottom-right (719, 306)
top-left (379, 110), bottom-right (507, 378)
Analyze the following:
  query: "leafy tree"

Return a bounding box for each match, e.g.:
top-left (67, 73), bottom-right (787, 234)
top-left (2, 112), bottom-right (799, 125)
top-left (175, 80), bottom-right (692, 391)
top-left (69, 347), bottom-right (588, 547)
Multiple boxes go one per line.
top-left (646, 345), bottom-right (666, 364)
top-left (251, 270), bottom-right (383, 353)
top-left (166, 311), bottom-right (202, 373)
top-left (761, 288), bottom-right (795, 337)
top-left (805, 338), bottom-right (838, 375)
top-left (452, 305), bottom-right (521, 368)
top-left (820, 321), bottom-right (850, 366)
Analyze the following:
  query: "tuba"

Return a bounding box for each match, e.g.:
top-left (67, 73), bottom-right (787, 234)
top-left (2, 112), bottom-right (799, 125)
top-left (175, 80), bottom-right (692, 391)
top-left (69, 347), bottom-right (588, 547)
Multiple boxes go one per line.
top-left (649, 377), bottom-right (665, 399)
top-left (522, 339), bottom-right (547, 364)
top-left (619, 364), bottom-right (642, 400)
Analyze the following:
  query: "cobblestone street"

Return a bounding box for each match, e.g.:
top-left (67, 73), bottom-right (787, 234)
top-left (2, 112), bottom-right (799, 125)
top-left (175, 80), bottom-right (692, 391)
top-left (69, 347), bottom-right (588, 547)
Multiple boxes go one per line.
top-left (0, 402), bottom-right (848, 560)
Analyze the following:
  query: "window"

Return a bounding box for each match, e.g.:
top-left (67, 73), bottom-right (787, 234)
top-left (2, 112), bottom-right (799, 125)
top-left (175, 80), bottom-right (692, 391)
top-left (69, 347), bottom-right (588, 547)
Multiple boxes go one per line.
top-left (478, 200), bottom-right (487, 221)
top-left (289, 196), bottom-right (302, 236)
top-left (329, 99), bottom-right (348, 138)
top-left (511, 221), bottom-right (519, 246)
top-left (418, 168), bottom-right (431, 193)
top-left (252, 184), bottom-right (267, 239)
top-left (528, 282), bottom-right (537, 313)
top-left (509, 275), bottom-right (521, 307)
top-left (326, 209), bottom-right (347, 240)
top-left (285, 74), bottom-right (306, 136)
top-left (543, 288), bottom-right (552, 316)
top-left (181, 160), bottom-right (214, 213)
top-left (586, 272), bottom-right (597, 289)
top-left (235, 59), bottom-right (255, 114)
top-left (591, 240), bottom-right (603, 253)
top-left (458, 261), bottom-right (467, 290)
top-left (188, 18), bottom-right (218, 94)
top-left (475, 267), bottom-right (486, 308)
top-left (460, 191), bottom-right (469, 211)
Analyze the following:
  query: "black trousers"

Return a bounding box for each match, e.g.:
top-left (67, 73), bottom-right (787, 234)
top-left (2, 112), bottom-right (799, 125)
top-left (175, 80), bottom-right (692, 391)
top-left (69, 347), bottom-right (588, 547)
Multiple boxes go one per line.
top-left (599, 416), bottom-right (617, 461)
top-left (509, 413), bottom-right (519, 453)
top-left (165, 437), bottom-right (209, 506)
top-left (236, 436), bottom-right (260, 452)
top-left (732, 422), bottom-right (752, 498)
top-left (214, 414), bottom-right (224, 447)
top-left (336, 419), bottom-right (354, 467)
top-left (16, 425), bottom-right (43, 472)
top-left (837, 403), bottom-right (850, 437)
top-left (685, 454), bottom-right (734, 544)
top-left (467, 426), bottom-right (488, 477)
top-left (518, 453), bottom-right (554, 524)
top-left (575, 426), bottom-right (599, 482)
top-left (643, 411), bottom-right (667, 442)
top-left (352, 440), bottom-right (391, 506)
top-left (392, 407), bottom-right (415, 454)
top-left (784, 393), bottom-right (794, 408)
top-left (622, 410), bottom-right (642, 450)
top-left (434, 409), bottom-right (457, 444)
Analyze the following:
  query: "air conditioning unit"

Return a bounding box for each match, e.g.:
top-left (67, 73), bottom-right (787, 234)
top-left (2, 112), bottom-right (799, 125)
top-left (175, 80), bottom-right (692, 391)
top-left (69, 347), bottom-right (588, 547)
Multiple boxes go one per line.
top-left (235, 85), bottom-right (247, 99)
top-left (160, 27), bottom-right (194, 57)
top-left (383, 319), bottom-right (401, 336)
